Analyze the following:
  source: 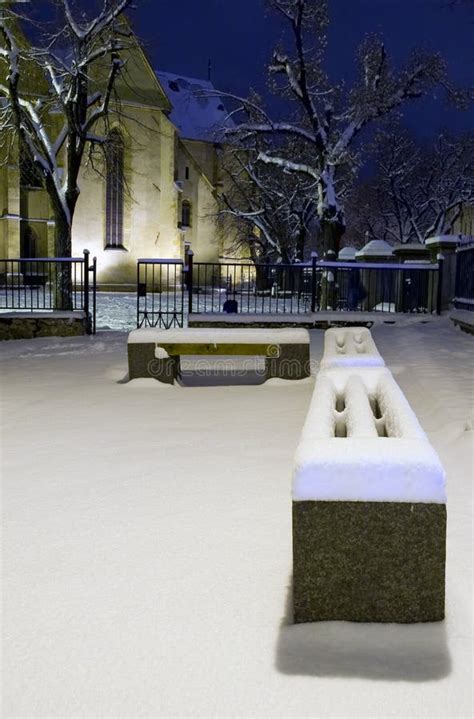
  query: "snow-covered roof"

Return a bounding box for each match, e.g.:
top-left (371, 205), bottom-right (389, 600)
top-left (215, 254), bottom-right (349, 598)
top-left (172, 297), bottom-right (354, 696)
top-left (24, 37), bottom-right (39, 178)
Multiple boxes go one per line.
top-left (356, 240), bottom-right (394, 258)
top-left (155, 71), bottom-right (234, 142)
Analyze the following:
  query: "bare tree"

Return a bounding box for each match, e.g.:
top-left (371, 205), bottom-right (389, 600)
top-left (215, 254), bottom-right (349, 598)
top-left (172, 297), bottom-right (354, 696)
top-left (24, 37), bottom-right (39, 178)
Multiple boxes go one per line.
top-left (0, 0), bottom-right (133, 268)
top-left (217, 140), bottom-right (320, 263)
top-left (223, 0), bottom-right (462, 260)
top-left (346, 128), bottom-right (474, 245)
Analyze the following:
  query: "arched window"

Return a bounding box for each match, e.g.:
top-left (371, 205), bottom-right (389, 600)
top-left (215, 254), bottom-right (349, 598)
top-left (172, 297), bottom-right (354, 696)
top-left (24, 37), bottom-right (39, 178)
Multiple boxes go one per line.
top-left (105, 129), bottom-right (124, 247)
top-left (181, 200), bottom-right (191, 228)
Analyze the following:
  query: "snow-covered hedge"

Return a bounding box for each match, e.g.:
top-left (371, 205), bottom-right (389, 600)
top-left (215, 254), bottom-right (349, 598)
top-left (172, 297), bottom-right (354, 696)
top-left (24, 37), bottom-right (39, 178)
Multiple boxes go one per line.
top-left (320, 327), bottom-right (384, 370)
top-left (293, 370), bottom-right (446, 504)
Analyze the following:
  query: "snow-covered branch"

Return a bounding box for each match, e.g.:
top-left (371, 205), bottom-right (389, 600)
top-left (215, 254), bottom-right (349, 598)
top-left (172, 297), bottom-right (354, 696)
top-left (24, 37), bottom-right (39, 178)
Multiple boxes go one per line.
top-left (346, 128), bottom-right (474, 245)
top-left (0, 0), bottom-right (133, 258)
top-left (258, 151), bottom-right (321, 181)
top-left (225, 0), bottom-right (464, 256)
top-left (226, 122), bottom-right (316, 143)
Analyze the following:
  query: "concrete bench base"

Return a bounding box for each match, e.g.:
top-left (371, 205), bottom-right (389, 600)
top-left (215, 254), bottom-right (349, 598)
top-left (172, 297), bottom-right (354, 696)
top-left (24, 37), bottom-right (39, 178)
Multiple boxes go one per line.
top-left (127, 343), bottom-right (179, 384)
top-left (127, 341), bottom-right (310, 383)
top-left (293, 500), bottom-right (446, 624)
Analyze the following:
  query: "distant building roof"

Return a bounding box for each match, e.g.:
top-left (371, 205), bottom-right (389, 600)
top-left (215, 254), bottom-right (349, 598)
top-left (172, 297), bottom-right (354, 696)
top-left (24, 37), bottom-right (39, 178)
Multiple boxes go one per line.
top-left (155, 70), bottom-right (234, 142)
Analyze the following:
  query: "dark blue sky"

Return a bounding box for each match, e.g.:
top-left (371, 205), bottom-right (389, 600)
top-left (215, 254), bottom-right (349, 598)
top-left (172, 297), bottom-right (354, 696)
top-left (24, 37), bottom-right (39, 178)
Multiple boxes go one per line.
top-left (133, 0), bottom-right (473, 137)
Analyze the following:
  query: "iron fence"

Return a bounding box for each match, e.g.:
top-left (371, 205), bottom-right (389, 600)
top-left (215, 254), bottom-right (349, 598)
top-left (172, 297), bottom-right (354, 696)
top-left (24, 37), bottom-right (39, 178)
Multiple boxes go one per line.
top-left (453, 243), bottom-right (474, 312)
top-left (0, 249), bottom-right (96, 333)
top-left (316, 260), bottom-right (440, 314)
top-left (137, 259), bottom-right (185, 328)
top-left (136, 254), bottom-right (441, 328)
top-left (190, 258), bottom-right (316, 315)
top-left (189, 256), bottom-right (441, 317)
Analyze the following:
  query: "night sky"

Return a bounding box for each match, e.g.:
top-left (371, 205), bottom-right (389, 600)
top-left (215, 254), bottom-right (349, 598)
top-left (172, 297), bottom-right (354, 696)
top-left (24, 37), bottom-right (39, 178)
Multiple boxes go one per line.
top-left (131, 0), bottom-right (473, 138)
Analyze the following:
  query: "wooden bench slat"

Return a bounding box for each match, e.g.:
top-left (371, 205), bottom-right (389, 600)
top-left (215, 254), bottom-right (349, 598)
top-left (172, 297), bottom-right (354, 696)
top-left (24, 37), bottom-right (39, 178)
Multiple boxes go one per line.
top-left (157, 342), bottom-right (281, 357)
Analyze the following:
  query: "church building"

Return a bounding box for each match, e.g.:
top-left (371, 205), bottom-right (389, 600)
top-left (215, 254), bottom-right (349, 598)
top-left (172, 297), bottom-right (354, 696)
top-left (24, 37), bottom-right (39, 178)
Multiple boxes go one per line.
top-left (0, 29), bottom-right (234, 290)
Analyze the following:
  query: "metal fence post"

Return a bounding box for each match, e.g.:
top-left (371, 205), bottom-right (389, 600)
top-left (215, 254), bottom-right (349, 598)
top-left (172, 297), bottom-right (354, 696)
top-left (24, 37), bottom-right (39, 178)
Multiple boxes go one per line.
top-left (92, 256), bottom-right (97, 334)
top-left (436, 253), bottom-right (444, 316)
top-left (187, 250), bottom-right (194, 317)
top-left (136, 261), bottom-right (140, 328)
top-left (83, 249), bottom-right (90, 333)
top-left (310, 251), bottom-right (318, 313)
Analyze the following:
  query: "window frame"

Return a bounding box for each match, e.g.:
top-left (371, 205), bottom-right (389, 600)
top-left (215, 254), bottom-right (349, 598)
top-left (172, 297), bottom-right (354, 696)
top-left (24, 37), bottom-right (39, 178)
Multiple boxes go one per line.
top-left (105, 129), bottom-right (126, 250)
top-left (181, 199), bottom-right (192, 228)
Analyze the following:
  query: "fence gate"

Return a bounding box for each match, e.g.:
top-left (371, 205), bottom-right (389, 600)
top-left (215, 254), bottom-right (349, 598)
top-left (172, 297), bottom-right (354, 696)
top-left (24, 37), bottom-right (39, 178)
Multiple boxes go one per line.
top-left (136, 259), bottom-right (185, 328)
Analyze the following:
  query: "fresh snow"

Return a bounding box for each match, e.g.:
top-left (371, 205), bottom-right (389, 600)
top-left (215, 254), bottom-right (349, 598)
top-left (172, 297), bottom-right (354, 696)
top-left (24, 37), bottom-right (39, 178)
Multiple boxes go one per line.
top-left (320, 326), bottom-right (385, 369)
top-left (155, 70), bottom-right (234, 142)
top-left (355, 239), bottom-right (394, 257)
top-left (128, 327), bottom-right (310, 345)
top-left (293, 438), bottom-right (446, 503)
top-left (293, 370), bottom-right (445, 503)
top-left (1, 318), bottom-right (473, 718)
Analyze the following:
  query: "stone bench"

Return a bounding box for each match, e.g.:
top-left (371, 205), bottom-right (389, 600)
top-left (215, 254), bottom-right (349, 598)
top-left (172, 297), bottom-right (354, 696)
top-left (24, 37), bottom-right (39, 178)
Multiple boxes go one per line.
top-left (127, 327), bottom-right (311, 383)
top-left (320, 326), bottom-right (384, 370)
top-left (292, 365), bottom-right (446, 624)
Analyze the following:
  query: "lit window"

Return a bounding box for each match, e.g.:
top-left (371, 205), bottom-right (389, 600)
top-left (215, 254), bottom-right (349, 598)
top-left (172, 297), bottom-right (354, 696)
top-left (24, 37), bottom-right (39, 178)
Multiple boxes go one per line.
top-left (105, 129), bottom-right (124, 248)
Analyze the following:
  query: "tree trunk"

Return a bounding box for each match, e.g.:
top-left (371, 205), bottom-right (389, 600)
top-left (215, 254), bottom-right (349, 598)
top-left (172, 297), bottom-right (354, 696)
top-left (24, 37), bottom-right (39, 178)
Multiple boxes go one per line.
top-left (319, 218), bottom-right (345, 310)
top-left (296, 227), bottom-right (307, 263)
top-left (321, 218), bottom-right (345, 259)
top-left (53, 205), bottom-right (73, 311)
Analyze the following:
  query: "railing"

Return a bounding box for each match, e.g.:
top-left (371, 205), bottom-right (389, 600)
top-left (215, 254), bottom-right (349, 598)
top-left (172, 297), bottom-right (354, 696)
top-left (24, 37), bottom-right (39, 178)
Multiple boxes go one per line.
top-left (188, 256), bottom-right (441, 316)
top-left (137, 258), bottom-right (185, 328)
top-left (453, 243), bottom-right (474, 312)
top-left (135, 255), bottom-right (441, 328)
top-left (316, 260), bottom-right (440, 314)
top-left (0, 249), bottom-right (97, 334)
top-left (190, 256), bottom-right (317, 315)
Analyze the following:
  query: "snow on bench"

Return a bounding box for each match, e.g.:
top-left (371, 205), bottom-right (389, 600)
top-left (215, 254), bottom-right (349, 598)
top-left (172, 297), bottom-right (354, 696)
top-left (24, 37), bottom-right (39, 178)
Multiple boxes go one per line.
top-left (320, 326), bottom-right (384, 370)
top-left (293, 371), bottom-right (444, 502)
top-left (127, 327), bottom-right (311, 383)
top-left (292, 368), bottom-right (446, 624)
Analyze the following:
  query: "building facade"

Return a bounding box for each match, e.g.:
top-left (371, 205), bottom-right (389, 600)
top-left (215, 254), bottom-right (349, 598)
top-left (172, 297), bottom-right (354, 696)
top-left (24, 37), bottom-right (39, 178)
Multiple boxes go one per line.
top-left (0, 32), bottom-right (231, 289)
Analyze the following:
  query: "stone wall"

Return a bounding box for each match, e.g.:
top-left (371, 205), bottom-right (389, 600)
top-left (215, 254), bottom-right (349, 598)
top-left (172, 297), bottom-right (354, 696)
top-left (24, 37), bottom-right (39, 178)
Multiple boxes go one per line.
top-left (0, 312), bottom-right (88, 341)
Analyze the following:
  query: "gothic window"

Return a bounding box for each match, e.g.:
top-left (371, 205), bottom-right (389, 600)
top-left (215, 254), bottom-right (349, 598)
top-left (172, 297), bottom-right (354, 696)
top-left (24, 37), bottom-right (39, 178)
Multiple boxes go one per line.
top-left (105, 129), bottom-right (124, 248)
top-left (181, 200), bottom-right (191, 228)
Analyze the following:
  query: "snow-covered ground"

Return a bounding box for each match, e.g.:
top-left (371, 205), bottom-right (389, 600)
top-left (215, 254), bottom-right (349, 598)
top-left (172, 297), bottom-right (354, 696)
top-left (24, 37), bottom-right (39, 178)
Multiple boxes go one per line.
top-left (1, 319), bottom-right (473, 718)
